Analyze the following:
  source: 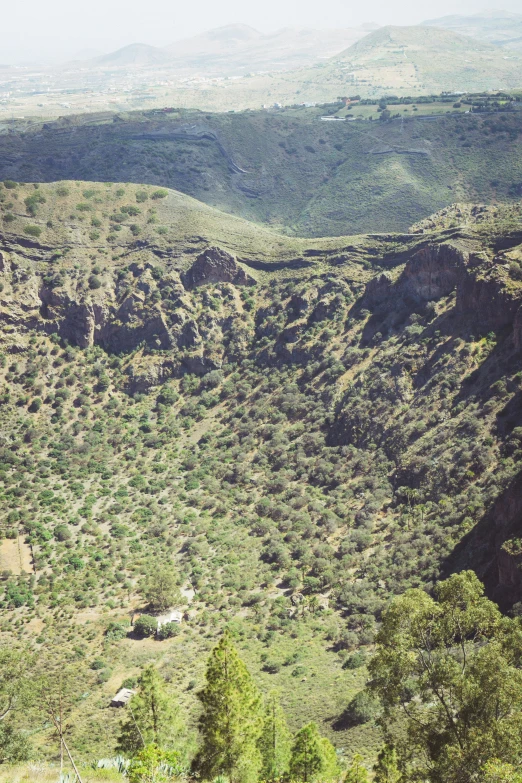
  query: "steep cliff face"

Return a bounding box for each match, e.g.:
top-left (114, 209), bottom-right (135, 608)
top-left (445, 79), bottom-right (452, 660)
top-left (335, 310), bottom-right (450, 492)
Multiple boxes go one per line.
top-left (362, 240), bottom-right (522, 343)
top-left (361, 242), bottom-right (465, 309)
top-left (399, 243), bottom-right (463, 302)
top-left (514, 307), bottom-right (522, 352)
top-left (0, 245), bottom-right (255, 383)
top-left (456, 265), bottom-right (522, 330)
top-left (461, 470), bottom-right (522, 608)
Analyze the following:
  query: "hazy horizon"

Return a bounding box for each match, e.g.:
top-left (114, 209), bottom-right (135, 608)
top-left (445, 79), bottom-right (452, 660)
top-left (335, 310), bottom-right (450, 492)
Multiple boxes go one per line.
top-left (2, 0), bottom-right (522, 65)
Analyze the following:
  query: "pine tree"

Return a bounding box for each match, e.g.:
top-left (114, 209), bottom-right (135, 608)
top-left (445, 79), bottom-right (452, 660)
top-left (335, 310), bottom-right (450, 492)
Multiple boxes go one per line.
top-left (258, 692), bottom-right (292, 781)
top-left (289, 722), bottom-right (326, 783)
top-left (373, 745), bottom-right (401, 783)
top-left (345, 753), bottom-right (369, 783)
top-left (118, 665), bottom-right (184, 755)
top-left (195, 630), bottom-right (263, 783)
top-left (320, 737), bottom-right (340, 781)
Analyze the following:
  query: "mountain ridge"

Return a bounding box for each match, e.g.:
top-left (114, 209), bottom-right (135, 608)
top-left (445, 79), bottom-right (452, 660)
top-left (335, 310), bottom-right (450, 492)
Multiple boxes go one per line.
top-left (422, 9), bottom-right (522, 50)
top-left (1, 105), bottom-right (521, 237)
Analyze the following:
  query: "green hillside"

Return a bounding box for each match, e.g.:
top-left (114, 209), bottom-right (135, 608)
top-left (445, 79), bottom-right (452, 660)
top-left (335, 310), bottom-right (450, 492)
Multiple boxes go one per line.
top-left (1, 180), bottom-right (522, 777)
top-left (422, 10), bottom-right (522, 50)
top-left (1, 103), bottom-right (522, 236)
top-left (325, 25), bottom-right (522, 95)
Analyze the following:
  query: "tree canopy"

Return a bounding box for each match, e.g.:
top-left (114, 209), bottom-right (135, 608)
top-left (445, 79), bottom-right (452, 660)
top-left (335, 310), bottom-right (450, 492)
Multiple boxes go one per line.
top-left (369, 570), bottom-right (522, 783)
top-left (118, 665), bottom-right (184, 755)
top-left (140, 567), bottom-right (181, 613)
top-left (195, 630), bottom-right (263, 783)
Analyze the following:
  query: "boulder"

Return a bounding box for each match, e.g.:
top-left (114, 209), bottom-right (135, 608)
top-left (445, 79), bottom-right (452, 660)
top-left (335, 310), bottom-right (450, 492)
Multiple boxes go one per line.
top-left (182, 247), bottom-right (255, 289)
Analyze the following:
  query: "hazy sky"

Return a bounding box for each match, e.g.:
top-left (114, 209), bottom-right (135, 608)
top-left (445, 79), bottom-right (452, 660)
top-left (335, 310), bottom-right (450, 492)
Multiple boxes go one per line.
top-left (2, 0), bottom-right (521, 63)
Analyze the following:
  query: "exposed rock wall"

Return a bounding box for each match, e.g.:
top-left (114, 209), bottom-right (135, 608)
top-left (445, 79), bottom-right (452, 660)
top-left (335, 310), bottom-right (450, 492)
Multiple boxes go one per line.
top-left (363, 241), bottom-right (522, 339)
top-left (0, 245), bottom-right (256, 386)
top-left (484, 470), bottom-right (522, 606)
top-left (182, 247), bottom-right (255, 289)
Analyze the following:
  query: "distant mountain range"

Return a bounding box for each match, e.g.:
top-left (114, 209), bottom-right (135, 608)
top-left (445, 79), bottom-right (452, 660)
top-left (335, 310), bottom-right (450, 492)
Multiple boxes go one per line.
top-left (70, 11), bottom-right (522, 76)
top-left (74, 23), bottom-right (380, 74)
top-left (5, 13), bottom-right (521, 117)
top-left (320, 24), bottom-right (522, 94)
top-left (422, 9), bottom-right (522, 50)
top-left (89, 42), bottom-right (172, 67)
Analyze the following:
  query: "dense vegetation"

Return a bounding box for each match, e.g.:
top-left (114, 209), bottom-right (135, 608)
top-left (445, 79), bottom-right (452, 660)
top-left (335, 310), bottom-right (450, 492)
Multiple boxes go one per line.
top-left (1, 99), bottom-right (522, 234)
top-left (2, 574), bottom-right (522, 783)
top-left (0, 179), bottom-right (521, 779)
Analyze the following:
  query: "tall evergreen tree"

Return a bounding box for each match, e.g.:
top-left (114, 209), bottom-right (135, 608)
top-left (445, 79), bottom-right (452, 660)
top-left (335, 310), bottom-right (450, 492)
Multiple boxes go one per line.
top-left (320, 737), bottom-right (341, 781)
top-left (345, 753), bottom-right (369, 783)
top-left (258, 692), bottom-right (292, 781)
top-left (289, 722), bottom-right (336, 783)
top-left (369, 571), bottom-right (522, 783)
top-left (373, 745), bottom-right (401, 783)
top-left (118, 665), bottom-right (184, 755)
top-left (194, 630), bottom-right (263, 783)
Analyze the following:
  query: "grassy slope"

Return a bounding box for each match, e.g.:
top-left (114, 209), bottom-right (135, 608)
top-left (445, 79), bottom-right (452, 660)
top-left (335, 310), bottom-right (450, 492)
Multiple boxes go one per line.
top-left (1, 182), bottom-right (522, 772)
top-left (1, 106), bottom-right (522, 236)
top-left (421, 12), bottom-right (522, 50)
top-left (325, 26), bottom-right (522, 93)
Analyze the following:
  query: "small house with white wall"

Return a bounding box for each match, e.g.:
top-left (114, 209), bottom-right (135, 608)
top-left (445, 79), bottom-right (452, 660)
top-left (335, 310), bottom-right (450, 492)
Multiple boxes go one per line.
top-left (110, 688), bottom-right (136, 708)
top-left (156, 610), bottom-right (183, 630)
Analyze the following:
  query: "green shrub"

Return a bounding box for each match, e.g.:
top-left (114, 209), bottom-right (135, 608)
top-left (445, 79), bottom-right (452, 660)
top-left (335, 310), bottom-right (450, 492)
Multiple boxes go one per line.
top-left (105, 621), bottom-right (129, 641)
top-left (157, 621), bottom-right (180, 640)
top-left (24, 192), bottom-right (46, 216)
top-left (121, 205), bottom-right (140, 216)
top-left (342, 651), bottom-right (366, 670)
top-left (24, 225), bottom-right (42, 238)
top-left (54, 524), bottom-right (71, 541)
top-left (29, 398), bottom-right (42, 412)
top-left (342, 690), bottom-right (379, 725)
top-left (89, 275), bottom-right (102, 290)
top-left (151, 189), bottom-right (168, 200)
top-left (134, 615), bottom-right (158, 638)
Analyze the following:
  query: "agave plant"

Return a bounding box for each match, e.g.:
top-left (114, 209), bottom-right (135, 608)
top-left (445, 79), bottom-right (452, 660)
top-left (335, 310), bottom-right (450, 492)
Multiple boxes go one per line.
top-left (94, 755), bottom-right (130, 773)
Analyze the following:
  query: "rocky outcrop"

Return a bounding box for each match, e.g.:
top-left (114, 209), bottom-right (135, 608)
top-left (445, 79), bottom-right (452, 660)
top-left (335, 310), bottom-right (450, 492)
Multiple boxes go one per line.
top-left (182, 247), bottom-right (255, 289)
top-left (456, 267), bottom-right (522, 330)
top-left (126, 351), bottom-right (221, 393)
top-left (362, 242), bottom-right (522, 340)
top-left (360, 272), bottom-right (393, 309)
top-left (400, 243), bottom-right (463, 301)
top-left (362, 243), bottom-right (464, 310)
top-left (287, 291), bottom-right (316, 320)
top-left (490, 470), bottom-right (522, 605)
top-left (513, 305), bottom-right (522, 352)
top-left (0, 251), bottom-right (10, 272)
top-left (0, 248), bottom-right (253, 388)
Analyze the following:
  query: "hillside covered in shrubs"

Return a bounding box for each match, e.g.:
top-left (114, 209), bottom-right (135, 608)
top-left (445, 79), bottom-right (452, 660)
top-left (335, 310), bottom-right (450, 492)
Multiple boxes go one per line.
top-left (0, 180), bottom-right (522, 779)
